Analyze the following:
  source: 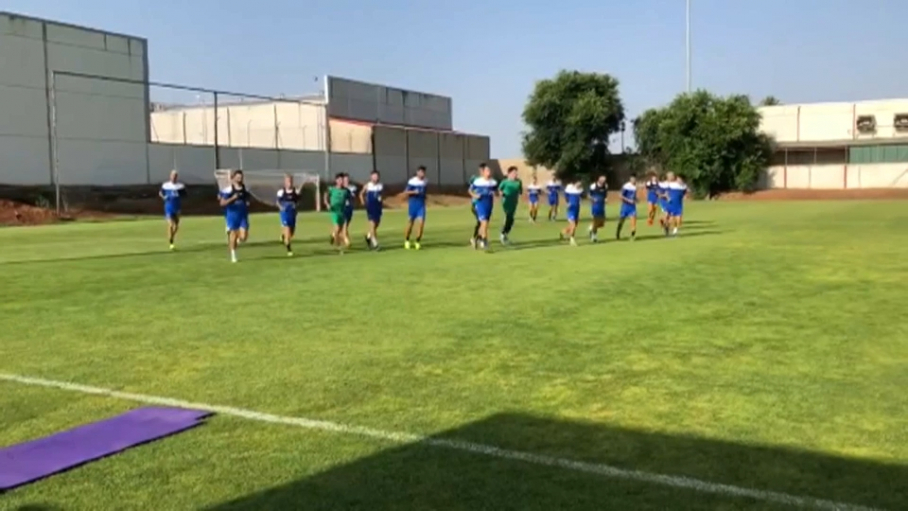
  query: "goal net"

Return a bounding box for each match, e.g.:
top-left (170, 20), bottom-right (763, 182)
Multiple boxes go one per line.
top-left (214, 169), bottom-right (322, 212)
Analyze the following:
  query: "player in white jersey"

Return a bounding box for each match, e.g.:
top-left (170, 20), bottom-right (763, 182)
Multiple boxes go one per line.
top-left (359, 170), bottom-right (384, 250)
top-left (559, 179), bottom-right (583, 246)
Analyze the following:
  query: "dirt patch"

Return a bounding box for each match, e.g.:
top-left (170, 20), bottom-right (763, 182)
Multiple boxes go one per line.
top-left (0, 200), bottom-right (115, 226)
top-left (718, 189), bottom-right (908, 201)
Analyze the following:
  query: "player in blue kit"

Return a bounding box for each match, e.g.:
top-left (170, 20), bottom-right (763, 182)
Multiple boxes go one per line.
top-left (587, 175), bottom-right (607, 243)
top-left (359, 170), bottom-right (384, 250)
top-left (616, 175), bottom-right (638, 241)
top-left (219, 170), bottom-right (251, 263)
top-left (403, 166), bottom-right (428, 250)
top-left (658, 175), bottom-right (671, 230)
top-left (559, 179), bottom-right (583, 246)
top-left (666, 174), bottom-right (688, 236)
top-left (526, 176), bottom-right (542, 222)
top-left (469, 164), bottom-right (498, 250)
top-left (342, 173), bottom-right (357, 243)
top-left (158, 170), bottom-right (185, 250)
top-left (545, 178), bottom-right (562, 221)
top-left (644, 172), bottom-right (660, 226)
top-left (276, 174), bottom-right (302, 257)
top-left (469, 165), bottom-right (483, 247)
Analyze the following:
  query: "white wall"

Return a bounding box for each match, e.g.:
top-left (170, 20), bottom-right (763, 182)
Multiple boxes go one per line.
top-left (765, 163), bottom-right (908, 189)
top-left (0, 12), bottom-right (148, 186)
top-left (760, 99), bottom-right (908, 144)
top-left (151, 101), bottom-right (327, 151)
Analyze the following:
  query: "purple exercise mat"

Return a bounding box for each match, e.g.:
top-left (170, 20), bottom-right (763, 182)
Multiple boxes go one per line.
top-left (0, 406), bottom-right (212, 491)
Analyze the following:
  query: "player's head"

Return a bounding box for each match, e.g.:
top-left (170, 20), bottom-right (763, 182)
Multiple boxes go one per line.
top-left (479, 163), bottom-right (491, 178)
top-left (341, 173), bottom-right (350, 186)
top-left (334, 172), bottom-right (344, 186)
top-left (666, 171), bottom-right (676, 181)
top-left (507, 166), bottom-right (518, 179)
top-left (232, 170), bottom-right (244, 185)
top-left (370, 170), bottom-right (380, 183)
top-left (531, 175), bottom-right (537, 184)
top-left (169, 170), bottom-right (178, 183)
top-left (416, 165), bottom-right (426, 178)
top-left (283, 173), bottom-right (293, 188)
top-left (476, 163), bottom-right (485, 176)
top-left (596, 175), bottom-right (607, 186)
top-left (628, 175), bottom-right (637, 185)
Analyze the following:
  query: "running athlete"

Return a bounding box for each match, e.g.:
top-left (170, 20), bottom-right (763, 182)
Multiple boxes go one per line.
top-left (546, 178), bottom-right (563, 221)
top-left (588, 175), bottom-right (607, 243)
top-left (159, 170), bottom-right (185, 250)
top-left (360, 170), bottom-right (384, 250)
top-left (526, 176), bottom-right (542, 222)
top-left (560, 179), bottom-right (583, 246)
top-left (469, 164), bottom-right (498, 250)
top-left (616, 175), bottom-right (638, 241)
top-left (644, 172), bottom-right (660, 226)
top-left (219, 170), bottom-right (251, 263)
top-left (403, 166), bottom-right (428, 250)
top-left (276, 174), bottom-right (302, 256)
top-left (498, 166), bottom-right (522, 244)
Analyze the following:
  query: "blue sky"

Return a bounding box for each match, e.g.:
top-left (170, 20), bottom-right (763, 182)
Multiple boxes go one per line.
top-left (6, 0), bottom-right (907, 156)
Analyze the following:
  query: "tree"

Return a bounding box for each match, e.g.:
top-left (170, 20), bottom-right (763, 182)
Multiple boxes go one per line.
top-left (759, 95), bottom-right (781, 106)
top-left (633, 91), bottom-right (772, 197)
top-left (522, 71), bottom-right (625, 180)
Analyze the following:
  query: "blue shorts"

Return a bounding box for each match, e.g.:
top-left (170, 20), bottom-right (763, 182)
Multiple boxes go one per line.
top-left (620, 206), bottom-right (637, 219)
top-left (669, 205), bottom-right (684, 217)
top-left (528, 196), bottom-right (539, 205)
top-left (659, 200), bottom-right (668, 212)
top-left (647, 194), bottom-right (658, 205)
top-left (591, 207), bottom-right (605, 220)
top-left (548, 197), bottom-right (559, 207)
top-left (164, 208), bottom-right (180, 220)
top-left (280, 212), bottom-right (297, 228)
top-left (566, 206), bottom-right (580, 222)
top-left (344, 207), bottom-right (354, 223)
top-left (226, 214), bottom-right (249, 232)
top-left (475, 203), bottom-right (492, 222)
top-left (408, 203), bottom-right (426, 221)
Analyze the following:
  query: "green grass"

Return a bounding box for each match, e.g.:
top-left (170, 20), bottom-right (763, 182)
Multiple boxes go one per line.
top-left (1, 201), bottom-right (907, 510)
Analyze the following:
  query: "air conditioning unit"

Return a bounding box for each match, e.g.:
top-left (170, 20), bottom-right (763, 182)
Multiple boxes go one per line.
top-left (894, 113), bottom-right (908, 131)
top-left (856, 115), bottom-right (876, 133)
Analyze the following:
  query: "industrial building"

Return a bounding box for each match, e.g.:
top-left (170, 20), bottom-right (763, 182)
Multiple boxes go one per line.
top-left (0, 11), bottom-right (490, 189)
top-left (760, 100), bottom-right (908, 189)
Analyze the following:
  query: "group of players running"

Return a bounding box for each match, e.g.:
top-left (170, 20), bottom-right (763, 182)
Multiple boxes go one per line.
top-left (156, 163), bottom-right (689, 261)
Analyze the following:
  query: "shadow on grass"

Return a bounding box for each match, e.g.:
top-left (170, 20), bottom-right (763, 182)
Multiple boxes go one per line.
top-left (207, 413), bottom-right (905, 511)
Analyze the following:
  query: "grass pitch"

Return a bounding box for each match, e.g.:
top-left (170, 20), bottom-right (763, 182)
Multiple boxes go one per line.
top-left (1, 201), bottom-right (907, 510)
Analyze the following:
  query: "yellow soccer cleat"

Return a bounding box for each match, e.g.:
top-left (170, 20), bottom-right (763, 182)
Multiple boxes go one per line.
top-left (404, 240), bottom-right (411, 250)
top-left (414, 242), bottom-right (422, 250)
top-left (169, 244), bottom-right (175, 251)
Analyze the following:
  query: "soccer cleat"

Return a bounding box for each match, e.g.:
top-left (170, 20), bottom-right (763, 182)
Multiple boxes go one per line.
top-left (405, 240), bottom-right (411, 250)
top-left (169, 244), bottom-right (175, 251)
top-left (569, 237), bottom-right (577, 247)
top-left (470, 237), bottom-right (476, 249)
top-left (414, 242), bottom-right (422, 250)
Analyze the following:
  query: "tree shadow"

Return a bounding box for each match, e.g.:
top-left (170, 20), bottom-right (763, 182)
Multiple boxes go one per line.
top-left (207, 413), bottom-right (905, 511)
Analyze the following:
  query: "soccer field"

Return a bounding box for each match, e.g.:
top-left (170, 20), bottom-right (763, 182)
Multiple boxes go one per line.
top-left (2, 201), bottom-right (907, 510)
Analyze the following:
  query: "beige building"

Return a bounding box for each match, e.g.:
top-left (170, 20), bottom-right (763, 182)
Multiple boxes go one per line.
top-left (760, 99), bottom-right (908, 189)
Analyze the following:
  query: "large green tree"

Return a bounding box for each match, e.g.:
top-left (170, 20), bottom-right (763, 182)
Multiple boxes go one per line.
top-left (634, 91), bottom-right (772, 197)
top-left (522, 71), bottom-right (625, 179)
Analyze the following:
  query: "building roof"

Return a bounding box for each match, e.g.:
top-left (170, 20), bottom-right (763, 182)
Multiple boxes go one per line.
top-left (774, 136), bottom-right (908, 150)
top-left (0, 11), bottom-right (146, 42)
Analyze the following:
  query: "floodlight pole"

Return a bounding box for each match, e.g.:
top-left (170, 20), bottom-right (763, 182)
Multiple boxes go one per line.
top-left (49, 72), bottom-right (61, 215)
top-left (686, 0), bottom-right (692, 93)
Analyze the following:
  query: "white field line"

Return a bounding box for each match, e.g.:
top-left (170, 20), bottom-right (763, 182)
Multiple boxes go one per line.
top-left (0, 373), bottom-right (883, 511)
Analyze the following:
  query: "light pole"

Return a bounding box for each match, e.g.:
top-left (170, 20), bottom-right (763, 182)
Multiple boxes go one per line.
top-left (686, 0), bottom-right (691, 93)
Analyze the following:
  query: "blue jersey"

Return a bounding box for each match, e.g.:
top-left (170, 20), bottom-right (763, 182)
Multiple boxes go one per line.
top-left (345, 185), bottom-right (357, 211)
top-left (620, 182), bottom-right (638, 218)
top-left (160, 181), bottom-right (185, 214)
top-left (527, 184), bottom-right (542, 203)
top-left (363, 182), bottom-right (383, 212)
top-left (666, 182), bottom-right (687, 215)
top-left (406, 176), bottom-right (428, 220)
top-left (220, 185), bottom-right (250, 217)
top-left (468, 176), bottom-right (480, 205)
top-left (658, 182), bottom-right (669, 208)
top-left (470, 177), bottom-right (497, 221)
top-left (276, 187), bottom-right (300, 215)
top-left (564, 184), bottom-right (583, 209)
top-left (645, 179), bottom-right (659, 203)
top-left (546, 181), bottom-right (562, 204)
top-left (589, 183), bottom-right (607, 216)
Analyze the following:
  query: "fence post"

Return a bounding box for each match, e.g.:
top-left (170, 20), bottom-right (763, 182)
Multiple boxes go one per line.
top-left (213, 91), bottom-right (221, 170)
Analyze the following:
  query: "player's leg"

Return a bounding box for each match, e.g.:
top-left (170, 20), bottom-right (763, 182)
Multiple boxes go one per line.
top-left (166, 213), bottom-right (179, 249)
top-left (629, 212), bottom-right (638, 240)
top-left (500, 209), bottom-right (515, 244)
top-left (282, 217), bottom-right (295, 256)
top-left (404, 217), bottom-right (415, 249)
top-left (413, 209), bottom-right (425, 249)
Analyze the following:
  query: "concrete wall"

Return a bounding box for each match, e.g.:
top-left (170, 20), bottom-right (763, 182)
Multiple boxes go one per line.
top-left (464, 135), bottom-right (491, 181)
top-left (151, 101), bottom-right (327, 151)
top-left (0, 12), bottom-right (148, 187)
top-left (372, 125), bottom-right (408, 185)
top-left (407, 129), bottom-right (439, 184)
top-left (325, 75), bottom-right (453, 130)
top-left (438, 132), bottom-right (465, 186)
top-left (766, 164), bottom-right (908, 189)
top-left (760, 99), bottom-right (908, 143)
top-left (329, 119), bottom-right (371, 153)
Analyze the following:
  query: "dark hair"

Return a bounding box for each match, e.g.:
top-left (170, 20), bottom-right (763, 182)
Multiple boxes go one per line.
top-left (232, 170), bottom-right (244, 177)
top-left (417, 165), bottom-right (426, 172)
top-left (371, 169), bottom-right (380, 175)
top-left (334, 172), bottom-right (345, 180)
top-left (507, 166), bottom-right (518, 173)
top-left (478, 162), bottom-right (488, 169)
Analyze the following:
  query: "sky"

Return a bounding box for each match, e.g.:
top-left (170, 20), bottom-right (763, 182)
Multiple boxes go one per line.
top-left (5, 0), bottom-right (908, 156)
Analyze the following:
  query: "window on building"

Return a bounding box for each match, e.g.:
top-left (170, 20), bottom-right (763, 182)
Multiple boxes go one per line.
top-left (848, 144), bottom-right (908, 164)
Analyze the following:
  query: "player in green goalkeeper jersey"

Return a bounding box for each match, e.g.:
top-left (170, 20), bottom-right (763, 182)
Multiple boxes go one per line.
top-left (498, 166), bottom-right (523, 244)
top-left (323, 173), bottom-right (351, 251)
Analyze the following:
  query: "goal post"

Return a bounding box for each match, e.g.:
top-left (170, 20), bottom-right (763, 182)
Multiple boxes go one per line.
top-left (214, 169), bottom-right (322, 212)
